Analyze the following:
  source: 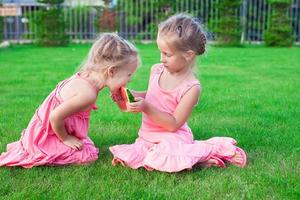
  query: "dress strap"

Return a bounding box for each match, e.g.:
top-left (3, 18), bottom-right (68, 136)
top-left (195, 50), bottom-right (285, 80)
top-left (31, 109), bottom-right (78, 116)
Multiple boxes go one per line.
top-left (156, 64), bottom-right (164, 74)
top-left (56, 75), bottom-right (75, 94)
top-left (75, 73), bottom-right (99, 94)
top-left (54, 73), bottom-right (99, 103)
top-left (149, 64), bottom-right (164, 83)
top-left (180, 80), bottom-right (201, 98)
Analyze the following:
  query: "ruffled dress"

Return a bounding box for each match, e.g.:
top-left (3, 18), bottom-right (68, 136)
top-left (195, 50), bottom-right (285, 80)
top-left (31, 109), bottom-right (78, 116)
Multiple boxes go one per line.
top-left (0, 73), bottom-right (99, 168)
top-left (110, 65), bottom-right (246, 172)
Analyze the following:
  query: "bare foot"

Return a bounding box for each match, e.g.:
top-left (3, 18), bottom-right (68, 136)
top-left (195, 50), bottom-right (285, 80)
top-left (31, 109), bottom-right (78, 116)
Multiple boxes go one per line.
top-left (112, 158), bottom-right (126, 166)
top-left (225, 147), bottom-right (246, 168)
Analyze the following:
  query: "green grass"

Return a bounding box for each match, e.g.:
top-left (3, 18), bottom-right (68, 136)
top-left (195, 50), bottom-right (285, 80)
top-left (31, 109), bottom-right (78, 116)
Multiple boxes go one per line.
top-left (0, 44), bottom-right (299, 199)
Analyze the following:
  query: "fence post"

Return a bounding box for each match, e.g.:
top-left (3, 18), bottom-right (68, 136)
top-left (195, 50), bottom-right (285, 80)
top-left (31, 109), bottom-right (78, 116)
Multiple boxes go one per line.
top-left (15, 4), bottom-right (20, 41)
top-left (241, 0), bottom-right (247, 44)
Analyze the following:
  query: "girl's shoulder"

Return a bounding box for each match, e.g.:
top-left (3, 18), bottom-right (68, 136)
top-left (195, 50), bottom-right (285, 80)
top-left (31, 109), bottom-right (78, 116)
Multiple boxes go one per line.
top-left (150, 63), bottom-right (164, 75)
top-left (59, 75), bottom-right (98, 103)
top-left (148, 63), bottom-right (164, 82)
top-left (184, 74), bottom-right (201, 87)
top-left (179, 76), bottom-right (202, 98)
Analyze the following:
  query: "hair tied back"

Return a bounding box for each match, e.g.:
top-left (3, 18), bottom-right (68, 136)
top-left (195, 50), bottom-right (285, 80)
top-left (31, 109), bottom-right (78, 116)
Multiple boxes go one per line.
top-left (176, 26), bottom-right (183, 37)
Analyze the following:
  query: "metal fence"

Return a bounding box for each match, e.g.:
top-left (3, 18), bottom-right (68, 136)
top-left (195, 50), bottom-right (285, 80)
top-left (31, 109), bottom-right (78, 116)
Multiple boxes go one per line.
top-left (1, 0), bottom-right (300, 43)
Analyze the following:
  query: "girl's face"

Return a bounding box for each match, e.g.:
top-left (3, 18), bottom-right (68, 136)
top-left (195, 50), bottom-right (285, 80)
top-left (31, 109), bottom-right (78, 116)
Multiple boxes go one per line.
top-left (107, 59), bottom-right (138, 92)
top-left (157, 34), bottom-right (194, 73)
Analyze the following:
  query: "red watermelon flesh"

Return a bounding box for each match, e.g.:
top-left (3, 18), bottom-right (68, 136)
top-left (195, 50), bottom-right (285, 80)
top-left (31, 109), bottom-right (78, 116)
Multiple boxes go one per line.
top-left (115, 87), bottom-right (135, 111)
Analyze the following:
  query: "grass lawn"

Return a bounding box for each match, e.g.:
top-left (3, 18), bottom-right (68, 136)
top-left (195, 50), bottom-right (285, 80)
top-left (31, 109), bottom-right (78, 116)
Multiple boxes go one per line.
top-left (0, 44), bottom-right (299, 199)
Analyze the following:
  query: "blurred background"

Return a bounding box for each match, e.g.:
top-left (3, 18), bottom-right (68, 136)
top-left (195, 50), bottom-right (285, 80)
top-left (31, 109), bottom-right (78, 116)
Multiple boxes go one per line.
top-left (0, 0), bottom-right (299, 46)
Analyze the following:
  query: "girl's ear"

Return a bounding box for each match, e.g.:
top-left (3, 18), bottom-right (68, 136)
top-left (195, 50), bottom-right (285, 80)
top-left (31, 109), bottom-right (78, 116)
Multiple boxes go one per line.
top-left (107, 66), bottom-right (118, 77)
top-left (184, 50), bottom-right (196, 62)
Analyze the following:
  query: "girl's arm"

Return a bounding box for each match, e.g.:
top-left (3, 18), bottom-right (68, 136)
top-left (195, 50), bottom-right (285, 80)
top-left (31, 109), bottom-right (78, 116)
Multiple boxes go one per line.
top-left (49, 87), bottom-right (97, 150)
top-left (128, 85), bottom-right (201, 132)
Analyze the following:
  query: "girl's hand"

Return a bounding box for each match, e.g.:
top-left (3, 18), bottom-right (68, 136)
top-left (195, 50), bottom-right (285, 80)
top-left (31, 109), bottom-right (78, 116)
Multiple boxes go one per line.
top-left (127, 97), bottom-right (147, 113)
top-left (62, 135), bottom-right (83, 150)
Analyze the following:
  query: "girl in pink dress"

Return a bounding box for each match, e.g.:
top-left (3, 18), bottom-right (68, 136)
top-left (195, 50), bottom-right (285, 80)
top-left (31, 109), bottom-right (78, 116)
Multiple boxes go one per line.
top-left (0, 33), bottom-right (139, 168)
top-left (110, 14), bottom-right (247, 172)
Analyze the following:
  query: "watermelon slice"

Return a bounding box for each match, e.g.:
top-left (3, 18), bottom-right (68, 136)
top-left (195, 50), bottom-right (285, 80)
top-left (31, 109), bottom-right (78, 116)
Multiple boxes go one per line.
top-left (114, 87), bottom-right (136, 111)
top-left (120, 87), bottom-right (136, 103)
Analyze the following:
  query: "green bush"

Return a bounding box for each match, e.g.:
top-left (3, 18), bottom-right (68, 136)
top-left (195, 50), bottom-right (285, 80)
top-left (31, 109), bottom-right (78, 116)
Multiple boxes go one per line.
top-left (34, 8), bottom-right (68, 46)
top-left (211, 0), bottom-right (242, 46)
top-left (33, 0), bottom-right (68, 46)
top-left (263, 0), bottom-right (294, 46)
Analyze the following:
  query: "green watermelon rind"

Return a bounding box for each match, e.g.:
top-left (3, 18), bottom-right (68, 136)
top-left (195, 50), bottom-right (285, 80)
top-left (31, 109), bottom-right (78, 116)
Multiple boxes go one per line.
top-left (126, 88), bottom-right (136, 103)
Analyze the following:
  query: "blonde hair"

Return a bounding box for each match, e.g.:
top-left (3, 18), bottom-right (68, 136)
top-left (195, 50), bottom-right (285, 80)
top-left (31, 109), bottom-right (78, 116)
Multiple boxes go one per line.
top-left (158, 13), bottom-right (207, 56)
top-left (79, 33), bottom-right (139, 74)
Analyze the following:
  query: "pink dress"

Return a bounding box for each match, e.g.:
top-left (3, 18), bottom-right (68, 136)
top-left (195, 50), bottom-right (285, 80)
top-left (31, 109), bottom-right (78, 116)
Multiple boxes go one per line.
top-left (0, 74), bottom-right (99, 168)
top-left (110, 64), bottom-right (246, 172)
